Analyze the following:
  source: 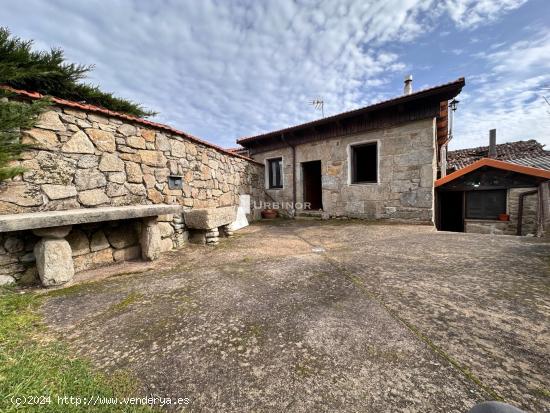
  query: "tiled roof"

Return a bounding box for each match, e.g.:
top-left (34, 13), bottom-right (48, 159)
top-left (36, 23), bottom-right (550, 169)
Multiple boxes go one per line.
top-left (436, 158), bottom-right (550, 187)
top-left (4, 86), bottom-right (261, 165)
top-left (509, 155), bottom-right (550, 171)
top-left (237, 77), bottom-right (465, 145)
top-left (447, 140), bottom-right (549, 170)
top-left (226, 147), bottom-right (250, 157)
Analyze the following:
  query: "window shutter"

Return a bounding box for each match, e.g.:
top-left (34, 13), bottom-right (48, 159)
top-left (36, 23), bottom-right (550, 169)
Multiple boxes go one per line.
top-left (466, 190), bottom-right (506, 219)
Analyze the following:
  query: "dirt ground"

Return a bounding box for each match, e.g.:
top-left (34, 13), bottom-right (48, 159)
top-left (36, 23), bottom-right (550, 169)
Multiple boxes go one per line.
top-left (40, 220), bottom-right (550, 412)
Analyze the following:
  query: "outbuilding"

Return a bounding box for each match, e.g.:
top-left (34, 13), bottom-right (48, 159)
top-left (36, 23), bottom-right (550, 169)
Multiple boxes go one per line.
top-left (436, 158), bottom-right (550, 236)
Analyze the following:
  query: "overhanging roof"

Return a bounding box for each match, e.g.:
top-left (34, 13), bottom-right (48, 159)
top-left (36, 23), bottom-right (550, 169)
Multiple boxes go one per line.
top-left (237, 77), bottom-right (465, 146)
top-left (435, 158), bottom-right (550, 188)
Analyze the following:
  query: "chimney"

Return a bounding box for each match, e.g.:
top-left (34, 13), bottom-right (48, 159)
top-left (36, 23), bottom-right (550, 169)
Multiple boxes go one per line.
top-left (488, 129), bottom-right (497, 158)
top-left (404, 75), bottom-right (413, 95)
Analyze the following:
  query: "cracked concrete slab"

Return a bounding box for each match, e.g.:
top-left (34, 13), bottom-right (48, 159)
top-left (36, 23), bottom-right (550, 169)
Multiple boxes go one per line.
top-left (40, 220), bottom-right (550, 412)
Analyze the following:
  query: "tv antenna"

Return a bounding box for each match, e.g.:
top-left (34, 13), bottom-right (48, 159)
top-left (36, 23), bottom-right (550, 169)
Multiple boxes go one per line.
top-left (541, 86), bottom-right (550, 114)
top-left (309, 98), bottom-right (324, 117)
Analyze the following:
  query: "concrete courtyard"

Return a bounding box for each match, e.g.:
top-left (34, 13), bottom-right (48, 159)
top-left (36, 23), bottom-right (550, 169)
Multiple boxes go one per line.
top-left (41, 220), bottom-right (550, 412)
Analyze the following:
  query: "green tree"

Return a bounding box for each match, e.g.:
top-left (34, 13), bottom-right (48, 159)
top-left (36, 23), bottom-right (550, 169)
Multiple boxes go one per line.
top-left (0, 27), bottom-right (155, 181)
top-left (0, 92), bottom-right (48, 181)
top-left (0, 27), bottom-right (154, 117)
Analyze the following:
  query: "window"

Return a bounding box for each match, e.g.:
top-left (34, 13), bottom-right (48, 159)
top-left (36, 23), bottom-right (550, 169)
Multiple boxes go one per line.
top-left (267, 157), bottom-right (283, 189)
top-left (168, 175), bottom-right (182, 190)
top-left (351, 142), bottom-right (378, 183)
top-left (466, 190), bottom-right (506, 219)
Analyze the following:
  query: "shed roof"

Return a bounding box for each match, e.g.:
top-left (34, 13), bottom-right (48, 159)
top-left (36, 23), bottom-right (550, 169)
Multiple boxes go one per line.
top-left (237, 77), bottom-right (465, 146)
top-left (509, 155), bottom-right (550, 170)
top-left (435, 158), bottom-right (550, 188)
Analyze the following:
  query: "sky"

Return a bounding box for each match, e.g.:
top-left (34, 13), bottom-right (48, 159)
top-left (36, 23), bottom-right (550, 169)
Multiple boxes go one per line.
top-left (3, 0), bottom-right (550, 150)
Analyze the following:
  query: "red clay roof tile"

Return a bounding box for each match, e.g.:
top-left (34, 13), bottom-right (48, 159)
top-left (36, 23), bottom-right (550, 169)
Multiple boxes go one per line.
top-left (4, 86), bottom-right (261, 165)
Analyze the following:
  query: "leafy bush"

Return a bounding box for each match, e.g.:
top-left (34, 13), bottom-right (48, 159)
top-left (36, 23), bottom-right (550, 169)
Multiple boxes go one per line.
top-left (0, 27), bottom-right (155, 181)
top-left (0, 27), bottom-right (154, 118)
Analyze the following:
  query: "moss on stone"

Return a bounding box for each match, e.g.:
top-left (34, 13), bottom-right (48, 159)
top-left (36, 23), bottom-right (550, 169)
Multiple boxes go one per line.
top-left (107, 291), bottom-right (143, 313)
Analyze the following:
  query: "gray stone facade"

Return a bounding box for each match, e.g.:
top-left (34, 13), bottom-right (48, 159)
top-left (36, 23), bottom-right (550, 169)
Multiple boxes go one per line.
top-left (252, 118), bottom-right (437, 222)
top-left (0, 105), bottom-right (265, 284)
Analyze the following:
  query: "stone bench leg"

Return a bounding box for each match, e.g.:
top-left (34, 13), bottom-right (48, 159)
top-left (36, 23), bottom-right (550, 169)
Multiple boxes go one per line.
top-left (220, 224), bottom-right (233, 237)
top-left (205, 228), bottom-right (219, 245)
top-left (140, 217), bottom-right (161, 261)
top-left (172, 214), bottom-right (187, 248)
top-left (32, 226), bottom-right (74, 287)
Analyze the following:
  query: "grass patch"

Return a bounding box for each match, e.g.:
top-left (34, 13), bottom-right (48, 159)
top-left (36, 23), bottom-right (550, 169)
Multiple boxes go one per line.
top-left (294, 361), bottom-right (316, 377)
top-left (0, 288), bottom-right (153, 412)
top-left (107, 292), bottom-right (143, 314)
top-left (44, 281), bottom-right (107, 299)
top-left (532, 387), bottom-right (550, 399)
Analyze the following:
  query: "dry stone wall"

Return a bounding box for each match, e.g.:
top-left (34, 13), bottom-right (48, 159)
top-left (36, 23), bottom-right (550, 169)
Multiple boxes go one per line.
top-left (0, 107), bottom-right (263, 212)
top-left (0, 104), bottom-right (265, 285)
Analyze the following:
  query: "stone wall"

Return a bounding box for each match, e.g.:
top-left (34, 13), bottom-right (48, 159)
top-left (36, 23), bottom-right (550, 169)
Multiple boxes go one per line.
top-left (0, 214), bottom-right (180, 286)
top-left (509, 188), bottom-right (538, 236)
top-left (0, 104), bottom-right (264, 284)
top-left (542, 182), bottom-right (550, 237)
top-left (464, 187), bottom-right (538, 236)
top-left (0, 107), bottom-right (264, 212)
top-left (252, 118), bottom-right (437, 222)
top-left (464, 220), bottom-right (510, 235)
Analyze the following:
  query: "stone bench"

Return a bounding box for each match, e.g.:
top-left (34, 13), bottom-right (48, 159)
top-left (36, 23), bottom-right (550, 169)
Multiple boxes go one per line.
top-left (183, 206), bottom-right (237, 245)
top-left (0, 204), bottom-right (181, 287)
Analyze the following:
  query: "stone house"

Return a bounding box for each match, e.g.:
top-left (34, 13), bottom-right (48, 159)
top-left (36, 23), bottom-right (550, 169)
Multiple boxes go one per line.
top-left (236, 77), bottom-right (465, 222)
top-left (0, 88), bottom-right (265, 285)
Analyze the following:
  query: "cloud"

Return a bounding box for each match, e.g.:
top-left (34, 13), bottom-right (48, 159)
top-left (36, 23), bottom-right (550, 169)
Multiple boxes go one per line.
top-left (436, 0), bottom-right (527, 28)
top-left (488, 32), bottom-right (550, 74)
top-left (2, 0), bottom-right (537, 148)
top-left (452, 30), bottom-right (550, 149)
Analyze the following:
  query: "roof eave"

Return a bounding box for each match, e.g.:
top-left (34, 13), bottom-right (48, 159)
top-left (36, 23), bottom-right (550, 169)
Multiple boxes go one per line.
top-left (435, 158), bottom-right (550, 187)
top-left (237, 77), bottom-right (465, 146)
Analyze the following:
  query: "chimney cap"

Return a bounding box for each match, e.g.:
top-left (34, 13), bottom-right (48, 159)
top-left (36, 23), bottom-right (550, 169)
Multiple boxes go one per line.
top-left (404, 74), bottom-right (413, 95)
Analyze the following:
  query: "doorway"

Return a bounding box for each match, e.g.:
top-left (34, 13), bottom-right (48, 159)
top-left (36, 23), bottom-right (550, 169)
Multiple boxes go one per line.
top-left (302, 160), bottom-right (323, 210)
top-left (438, 190), bottom-right (464, 232)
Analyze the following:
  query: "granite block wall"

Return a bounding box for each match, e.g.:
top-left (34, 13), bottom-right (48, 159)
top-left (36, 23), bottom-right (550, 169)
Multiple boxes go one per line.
top-left (0, 104), bottom-right (265, 284)
top-left (252, 118), bottom-right (437, 222)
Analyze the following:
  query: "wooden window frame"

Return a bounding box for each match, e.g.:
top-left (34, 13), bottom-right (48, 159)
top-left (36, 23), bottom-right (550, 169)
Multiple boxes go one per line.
top-left (267, 157), bottom-right (283, 189)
